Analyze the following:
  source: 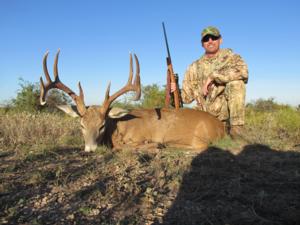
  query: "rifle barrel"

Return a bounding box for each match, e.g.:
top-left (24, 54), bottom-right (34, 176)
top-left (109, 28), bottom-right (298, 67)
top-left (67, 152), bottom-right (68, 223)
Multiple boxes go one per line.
top-left (162, 22), bottom-right (171, 60)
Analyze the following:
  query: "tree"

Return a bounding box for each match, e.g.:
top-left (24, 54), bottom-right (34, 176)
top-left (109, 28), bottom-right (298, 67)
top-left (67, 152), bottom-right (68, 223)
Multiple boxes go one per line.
top-left (11, 78), bottom-right (40, 112)
top-left (140, 84), bottom-right (165, 108)
top-left (11, 78), bottom-right (71, 112)
top-left (112, 92), bottom-right (140, 110)
top-left (44, 89), bottom-right (72, 112)
top-left (110, 84), bottom-right (166, 109)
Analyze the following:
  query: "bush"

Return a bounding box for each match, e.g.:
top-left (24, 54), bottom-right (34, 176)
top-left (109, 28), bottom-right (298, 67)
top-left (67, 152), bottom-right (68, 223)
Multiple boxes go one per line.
top-left (140, 84), bottom-right (165, 108)
top-left (111, 84), bottom-right (166, 109)
top-left (9, 78), bottom-right (72, 113)
top-left (112, 92), bottom-right (141, 110)
top-left (11, 78), bottom-right (41, 112)
top-left (246, 97), bottom-right (281, 112)
top-left (245, 99), bottom-right (300, 150)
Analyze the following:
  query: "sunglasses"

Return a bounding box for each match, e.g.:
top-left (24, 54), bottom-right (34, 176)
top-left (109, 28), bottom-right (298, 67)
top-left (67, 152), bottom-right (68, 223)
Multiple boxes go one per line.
top-left (202, 35), bottom-right (220, 43)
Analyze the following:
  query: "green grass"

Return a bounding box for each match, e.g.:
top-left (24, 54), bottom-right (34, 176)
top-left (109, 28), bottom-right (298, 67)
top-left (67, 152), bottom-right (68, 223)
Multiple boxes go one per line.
top-left (244, 104), bottom-right (300, 150)
top-left (212, 135), bottom-right (242, 149)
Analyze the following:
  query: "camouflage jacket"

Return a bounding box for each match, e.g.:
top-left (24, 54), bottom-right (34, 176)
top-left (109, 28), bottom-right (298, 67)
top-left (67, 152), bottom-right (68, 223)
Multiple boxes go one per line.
top-left (181, 48), bottom-right (248, 111)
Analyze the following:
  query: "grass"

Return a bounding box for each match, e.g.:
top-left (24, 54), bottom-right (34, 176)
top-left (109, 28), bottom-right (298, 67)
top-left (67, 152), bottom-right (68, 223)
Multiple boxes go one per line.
top-left (244, 104), bottom-right (300, 150)
top-left (1, 101), bottom-right (299, 153)
top-left (0, 110), bottom-right (83, 154)
top-left (0, 100), bottom-right (300, 224)
top-left (211, 135), bottom-right (242, 150)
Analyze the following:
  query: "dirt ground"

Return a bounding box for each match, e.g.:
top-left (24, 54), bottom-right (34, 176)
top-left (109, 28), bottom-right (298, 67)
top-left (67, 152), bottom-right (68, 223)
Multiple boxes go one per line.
top-left (1, 143), bottom-right (300, 225)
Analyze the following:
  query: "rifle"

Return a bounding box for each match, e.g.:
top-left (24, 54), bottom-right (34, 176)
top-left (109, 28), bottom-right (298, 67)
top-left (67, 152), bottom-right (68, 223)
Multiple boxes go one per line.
top-left (162, 22), bottom-right (182, 109)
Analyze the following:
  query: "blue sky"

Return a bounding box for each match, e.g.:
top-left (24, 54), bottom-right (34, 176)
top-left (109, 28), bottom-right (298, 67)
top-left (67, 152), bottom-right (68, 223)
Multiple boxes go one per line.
top-left (1, 0), bottom-right (299, 106)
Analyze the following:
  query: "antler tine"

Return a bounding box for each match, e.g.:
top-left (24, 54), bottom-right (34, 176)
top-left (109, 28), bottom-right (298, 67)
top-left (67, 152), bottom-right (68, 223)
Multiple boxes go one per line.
top-left (101, 53), bottom-right (141, 112)
top-left (53, 49), bottom-right (61, 82)
top-left (127, 54), bottom-right (133, 84)
top-left (40, 51), bottom-right (53, 105)
top-left (104, 82), bottom-right (111, 102)
top-left (78, 82), bottom-right (84, 100)
top-left (132, 54), bottom-right (141, 101)
top-left (43, 51), bottom-right (52, 83)
top-left (39, 50), bottom-right (86, 116)
top-left (39, 76), bottom-right (47, 105)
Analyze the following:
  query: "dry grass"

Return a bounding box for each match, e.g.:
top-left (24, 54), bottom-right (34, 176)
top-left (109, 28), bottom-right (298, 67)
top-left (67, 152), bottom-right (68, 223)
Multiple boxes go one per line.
top-left (0, 111), bottom-right (83, 153)
top-left (0, 106), bottom-right (300, 224)
top-left (1, 104), bottom-right (299, 153)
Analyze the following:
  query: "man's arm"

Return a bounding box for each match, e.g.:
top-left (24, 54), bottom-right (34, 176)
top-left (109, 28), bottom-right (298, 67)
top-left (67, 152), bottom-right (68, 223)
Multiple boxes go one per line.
top-left (209, 54), bottom-right (248, 84)
top-left (172, 62), bottom-right (208, 108)
top-left (181, 81), bottom-right (194, 104)
top-left (171, 64), bottom-right (195, 104)
top-left (181, 64), bottom-right (198, 104)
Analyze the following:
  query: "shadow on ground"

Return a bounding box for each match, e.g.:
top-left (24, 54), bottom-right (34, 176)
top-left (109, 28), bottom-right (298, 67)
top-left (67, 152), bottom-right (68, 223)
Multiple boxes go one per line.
top-left (159, 144), bottom-right (300, 225)
top-left (1, 144), bottom-right (300, 224)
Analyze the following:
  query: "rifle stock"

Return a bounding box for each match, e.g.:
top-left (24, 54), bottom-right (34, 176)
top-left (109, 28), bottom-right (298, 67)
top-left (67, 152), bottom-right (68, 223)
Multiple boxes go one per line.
top-left (166, 58), bottom-right (180, 109)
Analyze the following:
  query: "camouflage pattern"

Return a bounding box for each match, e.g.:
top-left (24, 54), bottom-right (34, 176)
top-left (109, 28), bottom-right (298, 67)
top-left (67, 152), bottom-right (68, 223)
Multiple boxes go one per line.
top-left (181, 48), bottom-right (248, 125)
top-left (201, 26), bottom-right (220, 38)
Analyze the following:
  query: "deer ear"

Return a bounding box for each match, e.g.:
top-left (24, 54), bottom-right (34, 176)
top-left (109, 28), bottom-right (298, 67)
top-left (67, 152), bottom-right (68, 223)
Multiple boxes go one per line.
top-left (56, 105), bottom-right (81, 118)
top-left (108, 107), bottom-right (129, 118)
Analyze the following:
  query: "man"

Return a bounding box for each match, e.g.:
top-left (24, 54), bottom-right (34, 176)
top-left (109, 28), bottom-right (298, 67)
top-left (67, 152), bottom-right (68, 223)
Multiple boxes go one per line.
top-left (174, 26), bottom-right (248, 137)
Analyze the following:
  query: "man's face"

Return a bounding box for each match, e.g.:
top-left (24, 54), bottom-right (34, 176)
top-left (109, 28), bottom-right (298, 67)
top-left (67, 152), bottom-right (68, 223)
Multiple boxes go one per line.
top-left (201, 35), bottom-right (222, 55)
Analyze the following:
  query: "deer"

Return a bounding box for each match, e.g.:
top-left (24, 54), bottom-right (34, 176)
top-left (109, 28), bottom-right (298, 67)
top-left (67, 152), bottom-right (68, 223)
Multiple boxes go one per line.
top-left (40, 50), bottom-right (225, 152)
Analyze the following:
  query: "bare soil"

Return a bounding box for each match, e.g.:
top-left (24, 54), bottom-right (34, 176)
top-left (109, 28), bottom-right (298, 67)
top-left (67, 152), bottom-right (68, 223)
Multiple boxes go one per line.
top-left (1, 143), bottom-right (300, 225)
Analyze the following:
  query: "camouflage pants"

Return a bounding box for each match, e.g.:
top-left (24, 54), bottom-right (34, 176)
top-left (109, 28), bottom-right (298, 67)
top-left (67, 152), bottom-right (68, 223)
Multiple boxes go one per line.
top-left (197, 80), bottom-right (246, 126)
top-left (224, 80), bottom-right (246, 126)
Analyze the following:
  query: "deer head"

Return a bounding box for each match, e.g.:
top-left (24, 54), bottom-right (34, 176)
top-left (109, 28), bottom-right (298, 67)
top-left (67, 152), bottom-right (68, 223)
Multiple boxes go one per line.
top-left (40, 50), bottom-right (141, 151)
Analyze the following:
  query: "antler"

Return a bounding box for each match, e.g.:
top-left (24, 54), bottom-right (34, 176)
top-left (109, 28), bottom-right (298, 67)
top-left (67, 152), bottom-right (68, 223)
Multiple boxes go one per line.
top-left (101, 54), bottom-right (141, 113)
top-left (40, 50), bottom-right (87, 116)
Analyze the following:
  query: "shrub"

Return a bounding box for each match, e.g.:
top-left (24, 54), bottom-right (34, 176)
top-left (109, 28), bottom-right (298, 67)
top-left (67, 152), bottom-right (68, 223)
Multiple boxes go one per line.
top-left (245, 99), bottom-right (300, 150)
top-left (111, 84), bottom-right (166, 109)
top-left (9, 78), bottom-right (72, 113)
top-left (140, 84), bottom-right (165, 108)
top-left (11, 78), bottom-right (41, 112)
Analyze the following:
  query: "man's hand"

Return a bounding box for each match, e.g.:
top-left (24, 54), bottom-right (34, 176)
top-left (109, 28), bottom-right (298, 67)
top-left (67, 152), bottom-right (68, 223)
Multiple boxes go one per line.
top-left (202, 77), bottom-right (213, 96)
top-left (196, 101), bottom-right (203, 108)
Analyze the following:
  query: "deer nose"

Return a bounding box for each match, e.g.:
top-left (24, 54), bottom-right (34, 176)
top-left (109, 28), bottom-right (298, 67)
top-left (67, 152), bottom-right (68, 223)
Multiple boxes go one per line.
top-left (84, 144), bottom-right (97, 152)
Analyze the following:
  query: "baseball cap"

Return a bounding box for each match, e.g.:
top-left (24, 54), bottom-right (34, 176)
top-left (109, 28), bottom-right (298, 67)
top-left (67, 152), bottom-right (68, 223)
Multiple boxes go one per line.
top-left (201, 26), bottom-right (221, 38)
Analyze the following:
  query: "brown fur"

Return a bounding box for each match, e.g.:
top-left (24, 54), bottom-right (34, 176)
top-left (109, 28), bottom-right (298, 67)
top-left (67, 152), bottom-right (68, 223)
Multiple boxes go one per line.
top-left (103, 108), bottom-right (225, 150)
